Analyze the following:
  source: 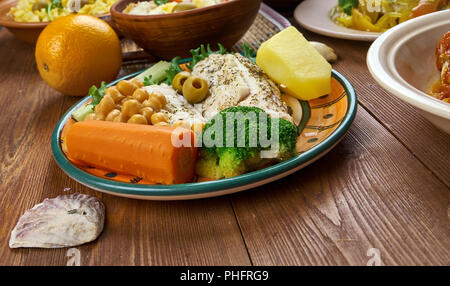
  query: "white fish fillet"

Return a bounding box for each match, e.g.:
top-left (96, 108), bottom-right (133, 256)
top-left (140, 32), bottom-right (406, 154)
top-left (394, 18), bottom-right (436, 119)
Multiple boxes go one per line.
top-left (9, 193), bottom-right (105, 248)
top-left (192, 53), bottom-right (293, 122)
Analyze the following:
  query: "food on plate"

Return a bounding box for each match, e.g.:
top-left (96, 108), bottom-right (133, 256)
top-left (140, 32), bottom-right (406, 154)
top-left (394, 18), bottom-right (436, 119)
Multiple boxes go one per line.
top-left (79, 77), bottom-right (206, 129)
top-left (429, 31), bottom-right (450, 102)
top-left (331, 0), bottom-right (449, 32)
top-left (195, 106), bottom-right (298, 179)
top-left (123, 0), bottom-right (228, 15)
top-left (192, 53), bottom-right (293, 122)
top-left (86, 79), bottom-right (168, 124)
top-left (9, 193), bottom-right (105, 248)
top-left (67, 26), bottom-right (334, 183)
top-left (256, 26), bottom-right (332, 100)
top-left (35, 15), bottom-right (122, 96)
top-left (280, 93), bottom-right (303, 126)
top-left (182, 75), bottom-right (209, 104)
top-left (66, 121), bottom-right (198, 184)
top-left (8, 0), bottom-right (118, 22)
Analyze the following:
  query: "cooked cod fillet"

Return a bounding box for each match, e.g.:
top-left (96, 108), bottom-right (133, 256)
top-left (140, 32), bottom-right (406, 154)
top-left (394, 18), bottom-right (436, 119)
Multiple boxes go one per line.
top-left (192, 53), bottom-right (293, 122)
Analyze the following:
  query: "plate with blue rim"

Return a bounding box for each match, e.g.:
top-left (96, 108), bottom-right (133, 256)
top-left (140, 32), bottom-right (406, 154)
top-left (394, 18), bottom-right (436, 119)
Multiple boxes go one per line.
top-left (52, 61), bottom-right (357, 200)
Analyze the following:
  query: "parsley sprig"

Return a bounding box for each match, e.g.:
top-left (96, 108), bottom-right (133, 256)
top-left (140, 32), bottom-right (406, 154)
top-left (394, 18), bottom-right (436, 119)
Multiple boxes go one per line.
top-left (242, 43), bottom-right (256, 63)
top-left (155, 0), bottom-right (170, 5)
top-left (338, 0), bottom-right (358, 15)
top-left (88, 81), bottom-right (107, 110)
top-left (47, 0), bottom-right (63, 21)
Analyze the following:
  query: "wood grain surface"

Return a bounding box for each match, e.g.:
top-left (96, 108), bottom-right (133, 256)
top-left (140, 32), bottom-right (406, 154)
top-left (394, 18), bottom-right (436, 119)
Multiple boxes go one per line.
top-left (0, 11), bottom-right (449, 266)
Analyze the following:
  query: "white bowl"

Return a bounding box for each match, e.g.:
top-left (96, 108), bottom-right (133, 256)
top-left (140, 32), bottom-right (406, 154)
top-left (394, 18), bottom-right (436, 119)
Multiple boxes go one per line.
top-left (367, 10), bottom-right (450, 134)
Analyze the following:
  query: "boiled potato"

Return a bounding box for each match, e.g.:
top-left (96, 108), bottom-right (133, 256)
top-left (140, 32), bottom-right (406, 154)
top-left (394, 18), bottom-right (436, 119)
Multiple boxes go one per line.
top-left (256, 27), bottom-right (331, 100)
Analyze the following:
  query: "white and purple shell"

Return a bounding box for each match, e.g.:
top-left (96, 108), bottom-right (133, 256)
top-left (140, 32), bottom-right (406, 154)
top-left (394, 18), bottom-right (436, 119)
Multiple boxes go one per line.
top-left (9, 193), bottom-right (105, 248)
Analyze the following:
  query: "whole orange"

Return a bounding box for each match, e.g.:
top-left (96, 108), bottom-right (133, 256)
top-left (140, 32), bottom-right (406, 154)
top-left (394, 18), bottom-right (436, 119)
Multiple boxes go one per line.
top-left (35, 15), bottom-right (122, 96)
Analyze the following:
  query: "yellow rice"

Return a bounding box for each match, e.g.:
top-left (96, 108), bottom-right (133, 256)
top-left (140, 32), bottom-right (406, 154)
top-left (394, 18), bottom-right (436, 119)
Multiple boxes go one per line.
top-left (8, 0), bottom-right (118, 22)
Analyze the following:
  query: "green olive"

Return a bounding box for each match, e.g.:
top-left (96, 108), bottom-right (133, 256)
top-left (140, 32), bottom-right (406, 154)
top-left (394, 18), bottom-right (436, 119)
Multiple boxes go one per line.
top-left (182, 76), bottom-right (209, 104)
top-left (172, 71), bottom-right (191, 93)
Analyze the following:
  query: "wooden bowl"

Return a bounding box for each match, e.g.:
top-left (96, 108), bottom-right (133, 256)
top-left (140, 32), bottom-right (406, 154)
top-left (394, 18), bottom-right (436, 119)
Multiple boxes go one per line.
top-left (0, 0), bottom-right (46, 43)
top-left (110, 0), bottom-right (262, 60)
top-left (0, 0), bottom-right (119, 44)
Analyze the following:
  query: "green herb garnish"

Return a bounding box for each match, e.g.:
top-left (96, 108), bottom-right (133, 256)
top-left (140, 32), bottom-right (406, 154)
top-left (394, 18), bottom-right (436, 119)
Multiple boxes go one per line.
top-left (338, 0), bottom-right (358, 15)
top-left (88, 81), bottom-right (107, 110)
top-left (242, 43), bottom-right (256, 62)
top-left (155, 0), bottom-right (170, 5)
top-left (47, 0), bottom-right (63, 21)
top-left (164, 57), bottom-right (183, 85)
top-left (143, 75), bottom-right (158, 86)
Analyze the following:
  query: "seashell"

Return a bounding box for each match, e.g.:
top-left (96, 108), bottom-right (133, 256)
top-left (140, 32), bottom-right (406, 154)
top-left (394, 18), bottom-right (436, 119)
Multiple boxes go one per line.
top-left (9, 193), bottom-right (105, 249)
top-left (309, 41), bottom-right (338, 62)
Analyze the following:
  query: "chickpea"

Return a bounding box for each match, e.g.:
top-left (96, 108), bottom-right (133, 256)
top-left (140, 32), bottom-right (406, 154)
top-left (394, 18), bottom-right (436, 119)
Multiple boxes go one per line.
top-left (132, 88), bottom-right (149, 103)
top-left (130, 77), bottom-right (144, 88)
top-left (94, 104), bottom-right (101, 114)
top-left (154, 122), bottom-right (170, 127)
top-left (121, 99), bottom-right (141, 118)
top-left (113, 113), bottom-right (127, 123)
top-left (94, 112), bottom-right (105, 121)
top-left (151, 112), bottom-right (169, 125)
top-left (105, 109), bottom-right (121, 121)
top-left (127, 114), bottom-right (148, 125)
top-left (172, 71), bottom-right (191, 93)
top-left (173, 120), bottom-right (191, 130)
top-left (150, 91), bottom-right (167, 106)
top-left (116, 80), bottom-right (138, 97)
top-left (182, 76), bottom-right (209, 103)
top-left (97, 94), bottom-right (115, 115)
top-left (105, 86), bottom-right (124, 103)
top-left (84, 113), bottom-right (96, 121)
top-left (141, 107), bottom-right (154, 123)
top-left (143, 97), bottom-right (162, 112)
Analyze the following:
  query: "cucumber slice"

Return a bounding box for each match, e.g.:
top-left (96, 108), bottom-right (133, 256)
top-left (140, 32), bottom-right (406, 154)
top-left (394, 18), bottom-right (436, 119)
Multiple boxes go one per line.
top-left (72, 104), bottom-right (94, 122)
top-left (135, 61), bottom-right (171, 84)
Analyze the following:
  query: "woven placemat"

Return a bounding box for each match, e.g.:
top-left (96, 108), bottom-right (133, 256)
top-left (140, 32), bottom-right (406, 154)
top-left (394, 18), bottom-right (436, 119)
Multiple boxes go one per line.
top-left (119, 6), bottom-right (289, 76)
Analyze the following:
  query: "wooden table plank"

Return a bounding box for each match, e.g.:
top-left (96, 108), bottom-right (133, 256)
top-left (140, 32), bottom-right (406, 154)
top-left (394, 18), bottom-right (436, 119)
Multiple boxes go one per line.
top-left (290, 22), bottom-right (450, 187)
top-left (232, 106), bottom-right (450, 266)
top-left (0, 29), bottom-right (251, 266)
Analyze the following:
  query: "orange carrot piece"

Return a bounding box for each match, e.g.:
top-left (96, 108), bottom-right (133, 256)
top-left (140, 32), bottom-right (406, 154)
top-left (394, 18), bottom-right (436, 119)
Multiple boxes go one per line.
top-left (179, 63), bottom-right (191, 72)
top-left (66, 121), bottom-right (198, 184)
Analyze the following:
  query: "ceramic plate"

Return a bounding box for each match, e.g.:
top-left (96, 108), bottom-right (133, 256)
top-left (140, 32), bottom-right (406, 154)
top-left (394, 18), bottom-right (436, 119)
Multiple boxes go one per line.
top-left (367, 10), bottom-right (450, 134)
top-left (294, 0), bottom-right (380, 41)
top-left (52, 67), bottom-right (357, 200)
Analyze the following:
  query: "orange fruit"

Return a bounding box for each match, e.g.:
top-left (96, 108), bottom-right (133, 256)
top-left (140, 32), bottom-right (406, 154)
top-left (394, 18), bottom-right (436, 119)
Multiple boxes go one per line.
top-left (35, 15), bottom-right (122, 96)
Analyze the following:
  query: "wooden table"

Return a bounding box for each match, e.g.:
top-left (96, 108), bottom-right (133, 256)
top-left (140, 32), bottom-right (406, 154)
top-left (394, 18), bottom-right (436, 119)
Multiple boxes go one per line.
top-left (0, 12), bottom-right (449, 266)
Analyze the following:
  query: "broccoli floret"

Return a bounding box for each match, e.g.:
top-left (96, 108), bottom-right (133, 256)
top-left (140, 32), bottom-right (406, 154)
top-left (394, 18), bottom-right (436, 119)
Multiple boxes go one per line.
top-left (195, 149), bottom-right (223, 179)
top-left (196, 106), bottom-right (298, 179)
top-left (277, 118), bottom-right (298, 160)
